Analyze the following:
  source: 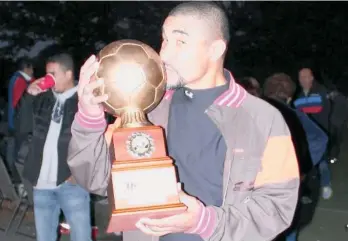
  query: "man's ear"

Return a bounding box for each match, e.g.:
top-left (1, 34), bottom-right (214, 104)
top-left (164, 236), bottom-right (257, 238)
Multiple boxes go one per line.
top-left (65, 70), bottom-right (73, 80)
top-left (209, 39), bottom-right (226, 62)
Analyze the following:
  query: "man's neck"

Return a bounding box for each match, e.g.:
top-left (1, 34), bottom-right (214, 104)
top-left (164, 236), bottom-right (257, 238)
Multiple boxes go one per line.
top-left (303, 88), bottom-right (310, 96)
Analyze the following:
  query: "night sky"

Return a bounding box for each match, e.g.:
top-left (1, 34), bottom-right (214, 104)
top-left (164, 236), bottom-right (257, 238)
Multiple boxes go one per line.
top-left (1, 1), bottom-right (348, 94)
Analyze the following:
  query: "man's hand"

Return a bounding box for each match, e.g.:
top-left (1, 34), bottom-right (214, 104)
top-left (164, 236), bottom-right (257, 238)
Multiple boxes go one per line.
top-left (78, 55), bottom-right (108, 117)
top-left (27, 78), bottom-right (46, 96)
top-left (135, 184), bottom-right (202, 236)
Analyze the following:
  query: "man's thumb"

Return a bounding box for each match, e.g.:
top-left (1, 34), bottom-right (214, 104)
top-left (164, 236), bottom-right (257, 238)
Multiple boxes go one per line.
top-left (178, 187), bottom-right (196, 208)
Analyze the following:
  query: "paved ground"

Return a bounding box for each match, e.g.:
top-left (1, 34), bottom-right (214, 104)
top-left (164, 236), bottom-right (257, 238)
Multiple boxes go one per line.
top-left (298, 141), bottom-right (348, 241)
top-left (1, 131), bottom-right (348, 241)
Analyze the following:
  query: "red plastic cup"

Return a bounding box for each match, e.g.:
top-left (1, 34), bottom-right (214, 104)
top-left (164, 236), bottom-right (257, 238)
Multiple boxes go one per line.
top-left (37, 73), bottom-right (56, 90)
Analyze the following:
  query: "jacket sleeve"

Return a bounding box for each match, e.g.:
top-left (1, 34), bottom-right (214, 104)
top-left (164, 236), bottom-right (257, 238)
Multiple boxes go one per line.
top-left (16, 93), bottom-right (34, 135)
top-left (296, 111), bottom-right (328, 166)
top-left (67, 105), bottom-right (111, 196)
top-left (12, 76), bottom-right (28, 109)
top-left (194, 111), bottom-right (300, 241)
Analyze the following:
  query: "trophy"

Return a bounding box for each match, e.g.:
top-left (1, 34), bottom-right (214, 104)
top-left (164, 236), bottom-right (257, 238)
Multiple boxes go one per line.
top-left (94, 40), bottom-right (186, 233)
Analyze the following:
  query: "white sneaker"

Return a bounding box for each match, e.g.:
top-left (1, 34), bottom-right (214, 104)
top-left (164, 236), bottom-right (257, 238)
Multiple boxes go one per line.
top-left (322, 186), bottom-right (333, 200)
top-left (330, 158), bottom-right (338, 164)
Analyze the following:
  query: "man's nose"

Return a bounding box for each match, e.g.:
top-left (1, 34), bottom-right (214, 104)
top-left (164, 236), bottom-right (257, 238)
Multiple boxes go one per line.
top-left (159, 48), bottom-right (168, 62)
top-left (159, 45), bottom-right (173, 63)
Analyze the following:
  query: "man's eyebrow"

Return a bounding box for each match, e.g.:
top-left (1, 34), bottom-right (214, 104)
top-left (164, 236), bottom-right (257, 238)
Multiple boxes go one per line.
top-left (161, 27), bottom-right (189, 36)
top-left (172, 29), bottom-right (189, 36)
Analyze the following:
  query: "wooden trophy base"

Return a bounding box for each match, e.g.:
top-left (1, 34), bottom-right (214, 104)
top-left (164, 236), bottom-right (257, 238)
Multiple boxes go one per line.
top-left (106, 125), bottom-right (186, 233)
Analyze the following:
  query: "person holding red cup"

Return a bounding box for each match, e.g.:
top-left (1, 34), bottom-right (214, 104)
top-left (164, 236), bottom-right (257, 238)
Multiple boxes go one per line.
top-left (27, 73), bottom-right (56, 96)
top-left (18, 53), bottom-right (93, 241)
top-left (37, 73), bottom-right (56, 90)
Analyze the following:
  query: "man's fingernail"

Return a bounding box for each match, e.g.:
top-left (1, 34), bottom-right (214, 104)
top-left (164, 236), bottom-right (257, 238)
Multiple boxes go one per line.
top-left (97, 79), bottom-right (103, 84)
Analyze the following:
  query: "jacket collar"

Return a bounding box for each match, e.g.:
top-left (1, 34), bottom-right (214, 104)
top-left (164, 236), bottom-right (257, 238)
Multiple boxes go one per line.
top-left (163, 69), bottom-right (247, 108)
top-left (18, 71), bottom-right (32, 82)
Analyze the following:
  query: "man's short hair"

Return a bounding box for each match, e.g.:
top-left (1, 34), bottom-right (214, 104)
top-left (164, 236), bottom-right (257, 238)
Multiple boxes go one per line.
top-left (169, 2), bottom-right (230, 43)
top-left (47, 53), bottom-right (74, 73)
top-left (263, 73), bottom-right (296, 100)
top-left (17, 57), bottom-right (33, 71)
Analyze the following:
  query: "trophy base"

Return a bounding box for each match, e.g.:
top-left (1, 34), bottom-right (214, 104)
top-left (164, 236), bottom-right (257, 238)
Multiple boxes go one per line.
top-left (106, 203), bottom-right (187, 233)
top-left (106, 124), bottom-right (186, 233)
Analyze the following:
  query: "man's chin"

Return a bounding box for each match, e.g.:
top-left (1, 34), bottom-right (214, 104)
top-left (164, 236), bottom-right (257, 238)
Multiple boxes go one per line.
top-left (52, 88), bottom-right (62, 93)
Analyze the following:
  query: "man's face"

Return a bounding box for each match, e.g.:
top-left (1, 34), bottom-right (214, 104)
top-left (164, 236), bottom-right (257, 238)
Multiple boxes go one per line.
top-left (46, 62), bottom-right (71, 93)
top-left (24, 66), bottom-right (34, 78)
top-left (160, 15), bottom-right (211, 89)
top-left (298, 68), bottom-right (314, 90)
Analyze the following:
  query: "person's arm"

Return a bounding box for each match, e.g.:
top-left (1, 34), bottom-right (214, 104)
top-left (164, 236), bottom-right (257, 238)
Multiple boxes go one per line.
top-left (67, 107), bottom-right (110, 196)
top-left (67, 54), bottom-right (113, 196)
top-left (15, 93), bottom-right (35, 135)
top-left (12, 76), bottom-right (27, 108)
top-left (205, 111), bottom-right (300, 241)
top-left (296, 110), bottom-right (328, 166)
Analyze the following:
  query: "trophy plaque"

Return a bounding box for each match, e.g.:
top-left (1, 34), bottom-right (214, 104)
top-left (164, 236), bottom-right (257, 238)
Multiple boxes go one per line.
top-left (94, 40), bottom-right (186, 233)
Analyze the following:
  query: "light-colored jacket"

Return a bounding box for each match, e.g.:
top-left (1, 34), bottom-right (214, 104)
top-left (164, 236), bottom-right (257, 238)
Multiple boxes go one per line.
top-left (67, 70), bottom-right (299, 241)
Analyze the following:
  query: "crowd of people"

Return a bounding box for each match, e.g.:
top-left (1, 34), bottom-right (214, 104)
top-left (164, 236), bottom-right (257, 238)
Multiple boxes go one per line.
top-left (238, 70), bottom-right (348, 240)
top-left (0, 2), bottom-right (347, 241)
top-left (239, 67), bottom-right (348, 201)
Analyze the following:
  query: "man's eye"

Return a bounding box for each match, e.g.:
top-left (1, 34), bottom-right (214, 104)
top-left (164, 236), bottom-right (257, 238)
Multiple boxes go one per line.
top-left (177, 40), bottom-right (186, 45)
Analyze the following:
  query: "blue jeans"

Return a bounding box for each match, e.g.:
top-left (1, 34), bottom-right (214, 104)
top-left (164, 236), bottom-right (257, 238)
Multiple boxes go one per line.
top-left (318, 160), bottom-right (331, 187)
top-left (33, 182), bottom-right (92, 241)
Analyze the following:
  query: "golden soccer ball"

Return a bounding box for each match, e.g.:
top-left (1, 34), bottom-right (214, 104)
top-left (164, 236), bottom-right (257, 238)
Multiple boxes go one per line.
top-left (94, 39), bottom-right (166, 119)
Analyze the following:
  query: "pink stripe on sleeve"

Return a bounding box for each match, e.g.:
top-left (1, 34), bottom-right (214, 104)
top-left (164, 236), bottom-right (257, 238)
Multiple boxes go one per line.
top-left (75, 103), bottom-right (106, 129)
top-left (186, 202), bottom-right (217, 239)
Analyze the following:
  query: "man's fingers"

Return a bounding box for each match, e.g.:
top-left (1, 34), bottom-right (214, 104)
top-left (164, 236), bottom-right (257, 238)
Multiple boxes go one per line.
top-left (142, 224), bottom-right (175, 233)
top-left (82, 61), bottom-right (99, 80)
top-left (81, 55), bottom-right (97, 73)
top-left (78, 56), bottom-right (99, 88)
top-left (79, 61), bottom-right (99, 89)
top-left (28, 86), bottom-right (43, 96)
top-left (138, 215), bottom-right (181, 228)
top-left (135, 222), bottom-right (169, 237)
top-left (83, 79), bottom-right (104, 95)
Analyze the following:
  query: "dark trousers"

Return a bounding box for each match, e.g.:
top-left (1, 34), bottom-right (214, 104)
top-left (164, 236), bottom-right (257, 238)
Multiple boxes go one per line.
top-left (5, 132), bottom-right (27, 184)
top-left (329, 123), bottom-right (344, 159)
top-left (5, 136), bottom-right (21, 184)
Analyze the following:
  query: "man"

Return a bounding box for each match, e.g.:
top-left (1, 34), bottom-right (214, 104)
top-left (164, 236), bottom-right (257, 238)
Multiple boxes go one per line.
top-left (68, 2), bottom-right (299, 241)
top-left (263, 73), bottom-right (328, 241)
top-left (6, 57), bottom-right (34, 195)
top-left (8, 57), bottom-right (34, 132)
top-left (17, 53), bottom-right (92, 241)
top-left (326, 88), bottom-right (348, 163)
top-left (294, 67), bottom-right (331, 134)
top-left (293, 67), bottom-right (332, 199)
